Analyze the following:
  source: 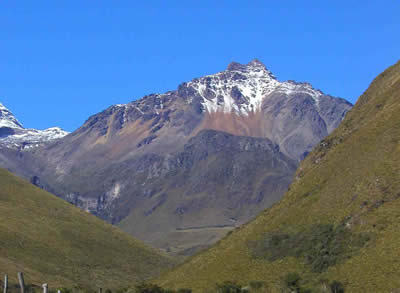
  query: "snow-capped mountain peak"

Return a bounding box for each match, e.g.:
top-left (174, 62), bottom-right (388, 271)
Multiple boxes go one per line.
top-left (107, 60), bottom-right (332, 120)
top-left (0, 102), bottom-right (24, 129)
top-left (186, 59), bottom-right (296, 115)
top-left (181, 59), bottom-right (330, 116)
top-left (0, 102), bottom-right (69, 149)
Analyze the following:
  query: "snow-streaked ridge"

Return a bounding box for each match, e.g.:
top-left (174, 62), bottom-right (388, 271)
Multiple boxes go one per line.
top-left (0, 102), bottom-right (69, 149)
top-left (98, 60), bottom-right (330, 119)
top-left (186, 59), bottom-right (324, 115)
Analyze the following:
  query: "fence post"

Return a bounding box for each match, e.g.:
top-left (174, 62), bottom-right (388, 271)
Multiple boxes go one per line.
top-left (42, 284), bottom-right (48, 293)
top-left (17, 273), bottom-right (25, 293)
top-left (98, 288), bottom-right (102, 293)
top-left (3, 275), bottom-right (7, 293)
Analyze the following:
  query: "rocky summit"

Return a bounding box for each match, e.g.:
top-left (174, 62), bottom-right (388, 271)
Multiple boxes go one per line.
top-left (0, 60), bottom-right (352, 255)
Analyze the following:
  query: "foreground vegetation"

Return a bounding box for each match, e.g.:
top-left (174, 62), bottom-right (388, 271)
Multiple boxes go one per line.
top-left (0, 169), bottom-right (174, 289)
top-left (157, 61), bottom-right (400, 291)
top-left (249, 223), bottom-right (372, 273)
top-left (1, 275), bottom-right (345, 293)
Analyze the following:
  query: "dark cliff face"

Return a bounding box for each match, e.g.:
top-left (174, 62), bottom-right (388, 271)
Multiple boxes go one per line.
top-left (65, 129), bottom-right (298, 255)
top-left (0, 60), bottom-right (352, 255)
top-left (2, 128), bottom-right (297, 255)
top-left (259, 90), bottom-right (352, 159)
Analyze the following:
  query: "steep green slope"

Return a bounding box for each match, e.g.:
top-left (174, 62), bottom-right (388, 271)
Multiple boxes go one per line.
top-left (158, 61), bottom-right (400, 292)
top-left (0, 168), bottom-right (174, 290)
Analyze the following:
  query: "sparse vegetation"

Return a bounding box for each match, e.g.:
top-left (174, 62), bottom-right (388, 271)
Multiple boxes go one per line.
top-left (249, 224), bottom-right (372, 272)
top-left (283, 272), bottom-right (301, 291)
top-left (329, 281), bottom-right (345, 293)
top-left (2, 277), bottom-right (347, 293)
top-left (119, 277), bottom-right (344, 293)
top-left (282, 273), bottom-right (311, 293)
top-left (248, 281), bottom-right (265, 292)
top-left (134, 283), bottom-right (166, 293)
top-left (215, 281), bottom-right (242, 293)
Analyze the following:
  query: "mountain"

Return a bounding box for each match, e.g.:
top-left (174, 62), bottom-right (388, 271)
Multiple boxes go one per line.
top-left (157, 60), bottom-right (400, 292)
top-left (117, 130), bottom-right (297, 256)
top-left (0, 103), bottom-right (68, 149)
top-left (0, 60), bottom-right (351, 255)
top-left (0, 167), bottom-right (174, 289)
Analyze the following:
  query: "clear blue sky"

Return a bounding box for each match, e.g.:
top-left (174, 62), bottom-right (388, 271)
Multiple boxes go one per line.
top-left (1, 1), bottom-right (399, 131)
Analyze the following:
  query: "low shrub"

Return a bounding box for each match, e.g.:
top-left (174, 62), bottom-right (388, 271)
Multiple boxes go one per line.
top-left (216, 281), bottom-right (242, 293)
top-left (249, 223), bottom-right (371, 272)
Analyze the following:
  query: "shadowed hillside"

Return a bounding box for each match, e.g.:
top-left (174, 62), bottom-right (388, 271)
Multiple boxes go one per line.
top-left (157, 61), bottom-right (400, 292)
top-left (0, 168), bottom-right (174, 290)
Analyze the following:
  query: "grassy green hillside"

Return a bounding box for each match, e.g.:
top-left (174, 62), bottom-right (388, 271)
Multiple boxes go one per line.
top-left (157, 61), bottom-right (400, 292)
top-left (0, 168), bottom-right (174, 290)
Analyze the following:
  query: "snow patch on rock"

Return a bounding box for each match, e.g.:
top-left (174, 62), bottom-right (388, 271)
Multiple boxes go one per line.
top-left (106, 182), bottom-right (123, 201)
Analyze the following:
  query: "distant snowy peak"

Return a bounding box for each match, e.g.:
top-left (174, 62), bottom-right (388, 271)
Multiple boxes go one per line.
top-left (0, 102), bottom-right (69, 149)
top-left (184, 59), bottom-right (326, 116)
top-left (0, 102), bottom-right (23, 129)
top-left (1, 127), bottom-right (69, 150)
